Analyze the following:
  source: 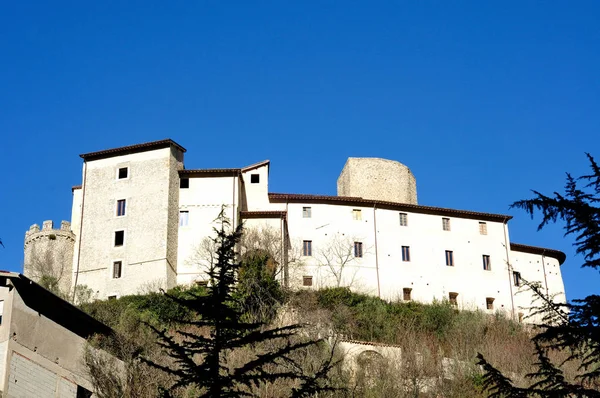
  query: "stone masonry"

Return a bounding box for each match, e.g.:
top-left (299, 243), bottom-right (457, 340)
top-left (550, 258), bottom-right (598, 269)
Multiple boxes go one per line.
top-left (337, 157), bottom-right (418, 204)
top-left (23, 221), bottom-right (75, 295)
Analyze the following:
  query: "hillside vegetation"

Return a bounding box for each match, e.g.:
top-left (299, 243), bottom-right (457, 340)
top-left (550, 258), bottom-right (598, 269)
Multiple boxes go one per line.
top-left (80, 285), bottom-right (544, 397)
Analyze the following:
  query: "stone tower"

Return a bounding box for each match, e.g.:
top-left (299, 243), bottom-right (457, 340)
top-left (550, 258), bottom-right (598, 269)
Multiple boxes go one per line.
top-left (337, 157), bottom-right (417, 204)
top-left (71, 139), bottom-right (185, 299)
top-left (23, 220), bottom-right (75, 294)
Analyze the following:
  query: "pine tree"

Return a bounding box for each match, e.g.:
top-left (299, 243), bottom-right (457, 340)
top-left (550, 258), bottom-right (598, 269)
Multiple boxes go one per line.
top-left (142, 210), bottom-right (339, 397)
top-left (477, 154), bottom-right (600, 396)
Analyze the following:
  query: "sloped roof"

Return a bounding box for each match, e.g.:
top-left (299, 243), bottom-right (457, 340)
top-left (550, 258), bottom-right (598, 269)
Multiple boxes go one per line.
top-left (510, 243), bottom-right (566, 265)
top-left (269, 193), bottom-right (512, 222)
top-left (80, 139), bottom-right (186, 161)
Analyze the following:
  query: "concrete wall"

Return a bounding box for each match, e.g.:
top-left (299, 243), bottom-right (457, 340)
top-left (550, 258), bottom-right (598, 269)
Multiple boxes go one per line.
top-left (337, 158), bottom-right (418, 204)
top-left (73, 147), bottom-right (181, 299)
top-left (0, 285), bottom-right (95, 396)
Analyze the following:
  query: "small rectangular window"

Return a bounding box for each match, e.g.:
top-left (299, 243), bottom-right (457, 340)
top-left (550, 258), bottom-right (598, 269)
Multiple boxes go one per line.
top-left (303, 240), bottom-right (312, 256)
top-left (352, 209), bottom-right (362, 221)
top-left (76, 385), bottom-right (93, 398)
top-left (118, 167), bottom-right (128, 179)
top-left (482, 255), bottom-right (491, 271)
top-left (449, 292), bottom-right (458, 306)
top-left (486, 297), bottom-right (495, 310)
top-left (442, 217), bottom-right (451, 231)
top-left (354, 242), bottom-right (363, 258)
top-left (513, 271), bottom-right (522, 287)
top-left (113, 261), bottom-right (122, 279)
top-left (399, 213), bottom-right (408, 226)
top-left (114, 230), bottom-right (124, 247)
top-left (303, 276), bottom-right (313, 286)
top-left (402, 246), bottom-right (411, 262)
top-left (445, 250), bottom-right (454, 266)
top-left (180, 178), bottom-right (189, 189)
top-left (250, 174), bottom-right (260, 183)
top-left (479, 222), bottom-right (487, 235)
top-left (302, 207), bottom-right (312, 218)
top-left (179, 211), bottom-right (189, 227)
top-left (403, 288), bottom-right (412, 301)
top-left (107, 295), bottom-right (117, 301)
top-left (116, 199), bottom-right (126, 217)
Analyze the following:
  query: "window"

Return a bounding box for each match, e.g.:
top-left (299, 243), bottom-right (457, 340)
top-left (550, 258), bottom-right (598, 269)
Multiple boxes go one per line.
top-left (0, 301), bottom-right (4, 325)
top-left (108, 295), bottom-right (117, 301)
top-left (399, 212), bottom-right (408, 226)
top-left (114, 230), bottom-right (124, 247)
top-left (479, 222), bottom-right (487, 235)
top-left (251, 174), bottom-right (260, 183)
top-left (352, 209), bottom-right (362, 221)
top-left (402, 246), bottom-right (411, 262)
top-left (113, 261), bottom-right (122, 279)
top-left (445, 250), bottom-right (454, 266)
top-left (442, 217), bottom-right (451, 231)
top-left (180, 178), bottom-right (189, 189)
top-left (302, 207), bottom-right (312, 218)
top-left (118, 167), bottom-right (128, 179)
top-left (513, 271), bottom-right (522, 287)
top-left (354, 242), bottom-right (363, 258)
top-left (303, 276), bottom-right (313, 286)
top-left (116, 199), bottom-right (126, 217)
top-left (486, 297), bottom-right (495, 310)
top-left (403, 288), bottom-right (412, 301)
top-left (179, 211), bottom-right (189, 227)
top-left (482, 255), bottom-right (491, 271)
top-left (76, 385), bottom-right (93, 398)
top-left (449, 292), bottom-right (458, 306)
top-left (303, 240), bottom-right (312, 256)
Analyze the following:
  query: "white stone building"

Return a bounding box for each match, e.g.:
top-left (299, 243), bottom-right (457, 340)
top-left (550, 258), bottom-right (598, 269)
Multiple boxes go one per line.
top-left (26, 139), bottom-right (566, 322)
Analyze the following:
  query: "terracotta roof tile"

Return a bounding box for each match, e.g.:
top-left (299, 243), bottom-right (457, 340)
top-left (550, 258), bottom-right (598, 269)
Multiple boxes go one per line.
top-left (268, 193), bottom-right (512, 222)
top-left (510, 243), bottom-right (566, 265)
top-left (80, 139), bottom-right (186, 161)
top-left (240, 211), bottom-right (287, 219)
top-left (179, 168), bottom-right (241, 177)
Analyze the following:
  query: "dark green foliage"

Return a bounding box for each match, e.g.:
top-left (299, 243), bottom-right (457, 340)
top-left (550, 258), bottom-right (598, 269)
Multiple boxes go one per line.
top-left (38, 275), bottom-right (62, 297)
top-left (141, 211), bottom-right (338, 397)
top-left (80, 285), bottom-right (206, 329)
top-left (478, 154), bottom-right (600, 396)
top-left (236, 249), bottom-right (284, 323)
top-left (294, 287), bottom-right (507, 343)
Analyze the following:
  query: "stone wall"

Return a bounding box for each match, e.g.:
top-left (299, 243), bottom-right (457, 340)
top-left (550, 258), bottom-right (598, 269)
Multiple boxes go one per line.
top-left (337, 158), bottom-right (418, 204)
top-left (23, 220), bottom-right (75, 295)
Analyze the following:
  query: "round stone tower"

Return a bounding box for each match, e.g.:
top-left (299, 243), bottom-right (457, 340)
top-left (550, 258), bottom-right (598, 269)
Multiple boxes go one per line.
top-left (24, 220), bottom-right (75, 295)
top-left (337, 158), bottom-right (417, 204)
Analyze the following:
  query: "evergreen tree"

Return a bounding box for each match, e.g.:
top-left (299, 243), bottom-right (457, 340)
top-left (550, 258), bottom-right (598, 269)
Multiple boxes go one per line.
top-left (142, 210), bottom-right (338, 397)
top-left (477, 154), bottom-right (600, 396)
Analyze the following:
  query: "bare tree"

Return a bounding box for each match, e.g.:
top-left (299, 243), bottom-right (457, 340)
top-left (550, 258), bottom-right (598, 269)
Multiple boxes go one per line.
top-left (314, 233), bottom-right (367, 288)
top-left (24, 247), bottom-right (71, 298)
top-left (240, 224), bottom-right (305, 287)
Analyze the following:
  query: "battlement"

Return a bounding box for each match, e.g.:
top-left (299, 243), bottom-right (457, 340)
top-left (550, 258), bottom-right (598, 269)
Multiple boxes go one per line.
top-left (27, 220), bottom-right (72, 236)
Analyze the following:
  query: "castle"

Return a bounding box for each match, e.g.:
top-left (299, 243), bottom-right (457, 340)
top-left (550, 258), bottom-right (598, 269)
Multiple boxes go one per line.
top-left (24, 139), bottom-right (566, 322)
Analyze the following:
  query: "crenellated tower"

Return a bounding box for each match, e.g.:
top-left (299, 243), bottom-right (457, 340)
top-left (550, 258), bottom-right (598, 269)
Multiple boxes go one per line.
top-left (23, 220), bottom-right (75, 294)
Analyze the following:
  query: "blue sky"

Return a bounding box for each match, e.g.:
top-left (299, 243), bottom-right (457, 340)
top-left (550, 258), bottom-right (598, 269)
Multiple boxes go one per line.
top-left (1, 1), bottom-right (599, 300)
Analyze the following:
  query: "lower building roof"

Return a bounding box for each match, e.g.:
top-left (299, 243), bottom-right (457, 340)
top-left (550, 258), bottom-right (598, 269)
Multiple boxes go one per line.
top-left (268, 193), bottom-right (512, 222)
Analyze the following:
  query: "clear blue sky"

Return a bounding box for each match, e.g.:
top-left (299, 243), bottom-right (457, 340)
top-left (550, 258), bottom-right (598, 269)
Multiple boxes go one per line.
top-left (1, 1), bottom-right (599, 300)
